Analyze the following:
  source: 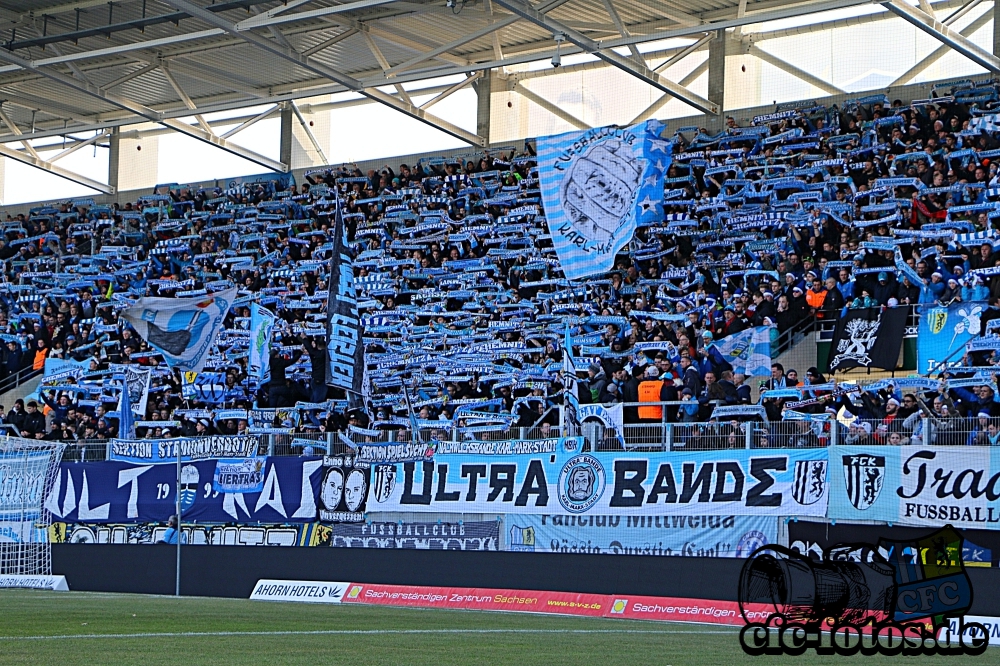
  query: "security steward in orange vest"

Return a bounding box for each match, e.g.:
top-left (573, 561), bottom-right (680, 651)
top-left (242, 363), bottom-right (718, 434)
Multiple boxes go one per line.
top-left (637, 365), bottom-right (676, 421)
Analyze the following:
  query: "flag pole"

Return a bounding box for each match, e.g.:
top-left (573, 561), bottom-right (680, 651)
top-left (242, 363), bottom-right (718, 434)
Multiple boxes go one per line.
top-left (403, 381), bottom-right (419, 444)
top-left (175, 438), bottom-right (181, 597)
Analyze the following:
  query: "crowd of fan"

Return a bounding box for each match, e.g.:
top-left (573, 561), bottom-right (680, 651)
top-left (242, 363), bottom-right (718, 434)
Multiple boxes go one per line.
top-left (5, 79), bottom-right (1000, 448)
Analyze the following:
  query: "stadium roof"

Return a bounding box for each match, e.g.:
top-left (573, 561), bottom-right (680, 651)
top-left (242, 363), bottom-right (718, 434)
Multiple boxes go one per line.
top-left (0, 0), bottom-right (992, 187)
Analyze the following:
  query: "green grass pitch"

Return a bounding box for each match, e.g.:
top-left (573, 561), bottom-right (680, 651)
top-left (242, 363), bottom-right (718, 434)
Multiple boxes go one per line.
top-left (0, 589), bottom-right (997, 665)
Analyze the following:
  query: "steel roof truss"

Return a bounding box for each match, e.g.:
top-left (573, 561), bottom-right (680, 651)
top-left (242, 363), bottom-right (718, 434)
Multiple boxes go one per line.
top-left (161, 0), bottom-right (486, 146)
top-left (493, 0), bottom-right (719, 115)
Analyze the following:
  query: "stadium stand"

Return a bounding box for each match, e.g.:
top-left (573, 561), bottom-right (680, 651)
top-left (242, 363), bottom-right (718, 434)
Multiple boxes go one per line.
top-left (7, 79), bottom-right (1000, 459)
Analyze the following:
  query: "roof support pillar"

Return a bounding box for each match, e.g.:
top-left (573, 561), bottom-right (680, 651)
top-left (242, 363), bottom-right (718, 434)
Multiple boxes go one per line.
top-left (107, 126), bottom-right (158, 192)
top-left (708, 29), bottom-right (726, 113)
top-left (279, 102), bottom-right (294, 168)
top-left (108, 127), bottom-right (120, 193)
top-left (475, 68), bottom-right (493, 144)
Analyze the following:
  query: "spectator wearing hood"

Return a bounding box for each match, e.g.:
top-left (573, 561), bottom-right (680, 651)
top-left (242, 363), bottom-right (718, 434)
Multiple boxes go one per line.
top-left (678, 388), bottom-right (699, 422)
top-left (586, 363), bottom-right (608, 404)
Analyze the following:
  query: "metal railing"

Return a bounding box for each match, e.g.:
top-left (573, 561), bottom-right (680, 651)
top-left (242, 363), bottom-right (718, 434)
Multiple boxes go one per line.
top-left (591, 420), bottom-right (835, 452)
top-left (774, 315), bottom-right (817, 357)
top-left (0, 365), bottom-right (42, 398)
top-left (46, 407), bottom-right (1000, 462)
top-left (60, 441), bottom-right (110, 461)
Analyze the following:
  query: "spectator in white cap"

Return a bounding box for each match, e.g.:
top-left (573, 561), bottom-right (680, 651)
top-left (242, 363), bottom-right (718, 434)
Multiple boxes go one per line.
top-left (940, 278), bottom-right (961, 305)
top-left (928, 272), bottom-right (946, 301)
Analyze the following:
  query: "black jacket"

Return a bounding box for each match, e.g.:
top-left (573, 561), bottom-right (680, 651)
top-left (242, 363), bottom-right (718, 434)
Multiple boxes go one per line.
top-left (22, 411), bottom-right (46, 436)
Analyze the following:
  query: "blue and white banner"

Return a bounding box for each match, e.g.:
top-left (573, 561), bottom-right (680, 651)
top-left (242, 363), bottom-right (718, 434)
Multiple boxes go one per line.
top-left (538, 121), bottom-right (670, 280)
top-left (123, 366), bottom-right (150, 418)
top-left (109, 435), bottom-right (260, 463)
top-left (578, 403), bottom-right (625, 448)
top-left (367, 448), bottom-right (829, 517)
top-left (829, 446), bottom-right (1000, 530)
top-left (0, 447), bottom-right (62, 523)
top-left (213, 457), bottom-right (266, 494)
top-left (249, 302), bottom-right (276, 385)
top-left (709, 326), bottom-right (771, 377)
top-left (917, 302), bottom-right (985, 375)
top-left (506, 513), bottom-right (777, 558)
top-left (355, 441), bottom-right (436, 464)
top-left (45, 456), bottom-right (322, 524)
top-left (121, 287), bottom-right (237, 373)
top-left (42, 357), bottom-right (90, 384)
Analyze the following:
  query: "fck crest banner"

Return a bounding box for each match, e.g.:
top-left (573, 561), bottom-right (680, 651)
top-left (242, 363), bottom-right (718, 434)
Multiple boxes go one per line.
top-left (828, 306), bottom-right (907, 373)
top-left (537, 121), bottom-right (671, 281)
top-left (829, 446), bottom-right (1000, 530)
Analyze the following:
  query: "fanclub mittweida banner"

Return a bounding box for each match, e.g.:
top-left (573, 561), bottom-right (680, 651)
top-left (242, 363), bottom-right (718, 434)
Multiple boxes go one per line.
top-left (507, 513), bottom-right (777, 558)
top-left (367, 447), bottom-right (829, 517)
top-left (829, 445), bottom-right (1000, 530)
top-left (537, 121), bottom-right (670, 281)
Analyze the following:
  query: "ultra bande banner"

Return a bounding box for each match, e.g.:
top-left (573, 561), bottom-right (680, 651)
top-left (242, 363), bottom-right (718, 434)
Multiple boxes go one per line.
top-left (367, 447), bottom-right (829, 517)
top-left (829, 445), bottom-right (1000, 529)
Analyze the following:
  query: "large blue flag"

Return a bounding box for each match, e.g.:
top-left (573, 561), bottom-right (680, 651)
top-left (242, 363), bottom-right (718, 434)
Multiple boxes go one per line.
top-left (709, 326), bottom-right (772, 378)
top-left (538, 120), bottom-right (671, 280)
top-left (917, 301), bottom-right (985, 374)
top-left (121, 287), bottom-right (237, 373)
